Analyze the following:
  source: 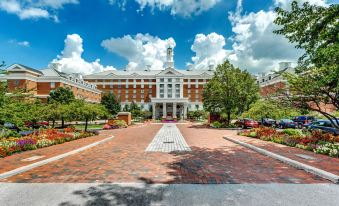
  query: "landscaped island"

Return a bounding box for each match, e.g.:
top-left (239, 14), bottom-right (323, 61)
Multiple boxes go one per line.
top-left (239, 127), bottom-right (339, 158)
top-left (0, 128), bottom-right (97, 158)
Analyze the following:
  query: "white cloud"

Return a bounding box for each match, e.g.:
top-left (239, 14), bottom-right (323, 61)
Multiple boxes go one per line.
top-left (0, 0), bottom-right (78, 21)
top-left (52, 34), bottom-right (115, 75)
top-left (189, 33), bottom-right (228, 70)
top-left (111, 0), bottom-right (220, 17)
top-left (9, 39), bottom-right (30, 47)
top-left (101, 33), bottom-right (176, 70)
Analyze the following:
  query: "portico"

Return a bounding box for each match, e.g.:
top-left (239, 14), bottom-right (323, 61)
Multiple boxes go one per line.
top-left (151, 98), bottom-right (189, 120)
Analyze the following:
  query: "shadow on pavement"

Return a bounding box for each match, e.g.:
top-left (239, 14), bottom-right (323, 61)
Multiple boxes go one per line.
top-left (59, 181), bottom-right (165, 206)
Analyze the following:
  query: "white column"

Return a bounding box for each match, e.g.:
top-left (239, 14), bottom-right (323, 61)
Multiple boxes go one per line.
top-left (172, 83), bottom-right (175, 99)
top-left (152, 103), bottom-right (156, 120)
top-left (183, 103), bottom-right (187, 119)
top-left (173, 102), bottom-right (177, 118)
top-left (180, 81), bottom-right (183, 98)
top-left (164, 81), bottom-right (168, 98)
top-left (162, 102), bottom-right (166, 118)
top-left (156, 79), bottom-right (160, 98)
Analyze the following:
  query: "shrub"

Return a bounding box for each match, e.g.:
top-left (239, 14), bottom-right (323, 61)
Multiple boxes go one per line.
top-left (113, 120), bottom-right (128, 128)
top-left (315, 143), bottom-right (339, 157)
top-left (211, 121), bottom-right (222, 128)
top-left (283, 129), bottom-right (303, 137)
top-left (284, 135), bottom-right (301, 147)
top-left (255, 127), bottom-right (277, 138)
top-left (249, 132), bottom-right (257, 138)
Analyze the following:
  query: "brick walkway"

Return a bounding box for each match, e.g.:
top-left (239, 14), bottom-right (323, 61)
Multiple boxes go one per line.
top-left (0, 123), bottom-right (331, 184)
top-left (229, 133), bottom-right (339, 176)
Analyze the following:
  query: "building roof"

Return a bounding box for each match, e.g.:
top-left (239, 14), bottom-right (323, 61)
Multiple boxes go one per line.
top-left (84, 68), bottom-right (214, 78)
top-left (16, 64), bottom-right (43, 75)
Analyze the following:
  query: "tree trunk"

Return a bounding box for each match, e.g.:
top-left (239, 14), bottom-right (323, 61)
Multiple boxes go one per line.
top-left (227, 112), bottom-right (231, 126)
top-left (85, 118), bottom-right (88, 132)
top-left (52, 120), bottom-right (55, 128)
top-left (61, 117), bottom-right (65, 128)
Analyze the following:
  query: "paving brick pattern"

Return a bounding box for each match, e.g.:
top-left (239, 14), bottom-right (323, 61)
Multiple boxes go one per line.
top-left (146, 124), bottom-right (191, 153)
top-left (230, 133), bottom-right (339, 176)
top-left (0, 123), bottom-right (330, 184)
top-left (0, 130), bottom-right (112, 174)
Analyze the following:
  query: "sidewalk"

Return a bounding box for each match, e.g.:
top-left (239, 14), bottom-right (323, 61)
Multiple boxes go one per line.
top-left (0, 130), bottom-right (113, 174)
top-left (230, 134), bottom-right (339, 176)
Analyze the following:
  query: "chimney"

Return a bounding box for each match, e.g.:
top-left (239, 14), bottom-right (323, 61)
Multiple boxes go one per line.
top-left (145, 65), bottom-right (151, 71)
top-left (279, 62), bottom-right (292, 71)
top-left (208, 64), bottom-right (215, 71)
top-left (187, 64), bottom-right (193, 71)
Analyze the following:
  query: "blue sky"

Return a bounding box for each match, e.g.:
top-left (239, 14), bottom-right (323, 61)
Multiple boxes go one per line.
top-left (0, 0), bottom-right (337, 74)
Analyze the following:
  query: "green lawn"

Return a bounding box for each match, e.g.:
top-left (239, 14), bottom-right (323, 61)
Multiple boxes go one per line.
top-left (74, 124), bottom-right (104, 130)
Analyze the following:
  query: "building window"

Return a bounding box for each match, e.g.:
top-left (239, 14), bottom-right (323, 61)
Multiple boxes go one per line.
top-left (50, 82), bottom-right (55, 89)
top-left (168, 78), bottom-right (172, 83)
top-left (133, 95), bottom-right (136, 99)
top-left (148, 84), bottom-right (152, 89)
top-left (160, 78), bottom-right (164, 82)
top-left (141, 94), bottom-right (144, 99)
top-left (269, 76), bottom-right (272, 80)
top-left (141, 89), bottom-right (144, 94)
top-left (118, 90), bottom-right (121, 94)
top-left (125, 94), bottom-right (128, 99)
top-left (195, 90), bottom-right (199, 94)
top-left (167, 84), bottom-right (172, 98)
top-left (126, 90), bottom-right (129, 94)
top-left (118, 85), bottom-right (122, 89)
top-left (176, 78), bottom-right (180, 82)
top-left (133, 90), bottom-right (136, 94)
top-left (175, 84), bottom-right (180, 98)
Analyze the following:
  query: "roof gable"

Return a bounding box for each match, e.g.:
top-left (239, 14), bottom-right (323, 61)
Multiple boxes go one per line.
top-left (156, 68), bottom-right (183, 76)
top-left (7, 64), bottom-right (43, 75)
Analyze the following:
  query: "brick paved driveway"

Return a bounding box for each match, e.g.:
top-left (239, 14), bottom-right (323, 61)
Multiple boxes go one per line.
top-left (0, 123), bottom-right (328, 183)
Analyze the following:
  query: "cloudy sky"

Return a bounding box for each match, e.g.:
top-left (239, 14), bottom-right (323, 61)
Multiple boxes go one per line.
top-left (0, 0), bottom-right (337, 74)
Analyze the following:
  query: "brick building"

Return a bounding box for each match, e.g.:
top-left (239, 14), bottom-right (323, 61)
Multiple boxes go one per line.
top-left (1, 64), bottom-right (101, 103)
top-left (1, 48), bottom-right (214, 119)
top-left (84, 48), bottom-right (214, 119)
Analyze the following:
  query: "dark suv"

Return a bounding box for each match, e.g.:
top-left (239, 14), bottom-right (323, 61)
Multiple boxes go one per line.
top-left (292, 116), bottom-right (315, 128)
top-left (307, 120), bottom-right (339, 135)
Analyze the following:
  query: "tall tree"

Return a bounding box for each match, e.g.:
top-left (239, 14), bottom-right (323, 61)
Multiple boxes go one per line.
top-left (274, 1), bottom-right (339, 127)
top-left (101, 93), bottom-right (121, 116)
top-left (203, 61), bottom-right (259, 125)
top-left (242, 99), bottom-right (301, 120)
top-left (48, 87), bottom-right (75, 127)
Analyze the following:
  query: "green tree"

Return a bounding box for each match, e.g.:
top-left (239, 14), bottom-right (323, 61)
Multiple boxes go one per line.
top-left (67, 100), bottom-right (108, 131)
top-left (274, 1), bottom-right (339, 127)
top-left (48, 87), bottom-right (75, 128)
top-left (129, 101), bottom-right (142, 119)
top-left (242, 99), bottom-right (301, 120)
top-left (101, 93), bottom-right (121, 116)
top-left (203, 61), bottom-right (259, 125)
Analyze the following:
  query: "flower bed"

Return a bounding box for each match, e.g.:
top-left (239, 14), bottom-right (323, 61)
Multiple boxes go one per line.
top-left (238, 127), bottom-right (339, 158)
top-left (0, 128), bottom-right (98, 158)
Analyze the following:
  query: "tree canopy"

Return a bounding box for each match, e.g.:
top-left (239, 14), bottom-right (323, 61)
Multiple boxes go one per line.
top-left (274, 1), bottom-right (339, 128)
top-left (242, 99), bottom-right (301, 120)
top-left (48, 87), bottom-right (75, 104)
top-left (101, 93), bottom-right (121, 116)
top-left (203, 60), bottom-right (259, 125)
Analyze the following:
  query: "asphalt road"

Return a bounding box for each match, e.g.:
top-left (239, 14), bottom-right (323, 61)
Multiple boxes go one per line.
top-left (0, 183), bottom-right (338, 206)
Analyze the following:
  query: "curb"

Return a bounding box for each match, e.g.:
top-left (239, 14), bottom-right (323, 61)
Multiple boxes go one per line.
top-left (223, 136), bottom-right (339, 184)
top-left (0, 136), bottom-right (114, 180)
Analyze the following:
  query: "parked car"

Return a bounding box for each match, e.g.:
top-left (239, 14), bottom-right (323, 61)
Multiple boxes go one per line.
top-left (277, 119), bottom-right (297, 129)
top-left (25, 121), bottom-right (49, 129)
top-left (292, 116), bottom-right (316, 128)
top-left (235, 118), bottom-right (259, 129)
top-left (259, 118), bottom-right (276, 127)
top-left (3, 122), bottom-right (20, 132)
top-left (306, 120), bottom-right (339, 135)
